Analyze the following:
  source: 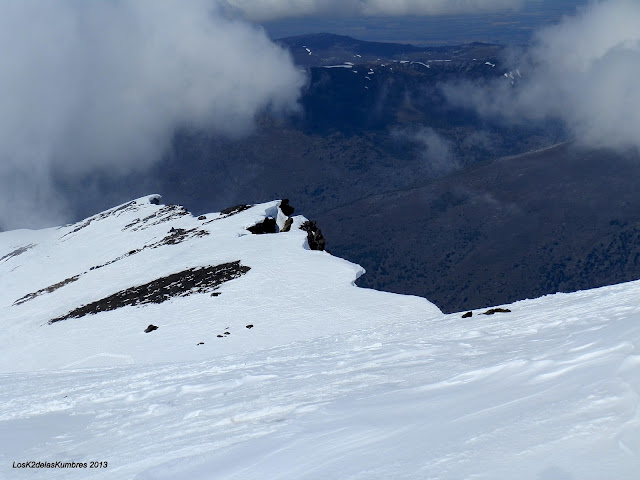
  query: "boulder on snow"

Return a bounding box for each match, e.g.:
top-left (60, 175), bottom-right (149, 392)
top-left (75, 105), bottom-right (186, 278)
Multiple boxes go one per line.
top-left (280, 199), bottom-right (295, 217)
top-left (482, 308), bottom-right (511, 315)
top-left (247, 217), bottom-right (277, 234)
top-left (462, 311), bottom-right (473, 318)
top-left (300, 221), bottom-right (326, 251)
top-left (281, 217), bottom-right (294, 233)
top-left (144, 324), bottom-right (159, 333)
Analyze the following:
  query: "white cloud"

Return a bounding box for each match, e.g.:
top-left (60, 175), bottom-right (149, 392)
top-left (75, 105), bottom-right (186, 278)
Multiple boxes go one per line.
top-left (224, 0), bottom-right (525, 21)
top-left (443, 0), bottom-right (640, 152)
top-left (0, 0), bottom-right (305, 229)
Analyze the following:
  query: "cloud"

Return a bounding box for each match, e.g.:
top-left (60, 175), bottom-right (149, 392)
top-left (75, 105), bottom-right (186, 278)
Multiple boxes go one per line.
top-left (393, 126), bottom-right (459, 177)
top-left (0, 0), bottom-right (305, 229)
top-left (224, 0), bottom-right (525, 22)
top-left (442, 0), bottom-right (640, 152)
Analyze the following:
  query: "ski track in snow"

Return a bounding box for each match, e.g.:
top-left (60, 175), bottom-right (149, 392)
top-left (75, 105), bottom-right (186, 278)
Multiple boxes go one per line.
top-left (1, 279), bottom-right (640, 479)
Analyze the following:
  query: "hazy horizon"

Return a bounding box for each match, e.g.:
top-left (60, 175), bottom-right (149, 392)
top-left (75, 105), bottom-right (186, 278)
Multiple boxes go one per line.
top-left (263, 0), bottom-right (589, 45)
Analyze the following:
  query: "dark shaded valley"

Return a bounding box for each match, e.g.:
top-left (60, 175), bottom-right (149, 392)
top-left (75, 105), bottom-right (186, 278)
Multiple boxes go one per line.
top-left (59, 34), bottom-right (640, 313)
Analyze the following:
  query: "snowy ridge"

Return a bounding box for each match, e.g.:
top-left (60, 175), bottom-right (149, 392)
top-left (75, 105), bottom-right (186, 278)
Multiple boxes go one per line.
top-left (0, 195), bottom-right (438, 372)
top-left (1, 196), bottom-right (639, 479)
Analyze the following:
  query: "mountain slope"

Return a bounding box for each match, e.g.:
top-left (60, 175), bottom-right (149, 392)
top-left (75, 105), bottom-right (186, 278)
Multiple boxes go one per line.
top-left (1, 264), bottom-right (639, 479)
top-left (0, 195), bottom-right (438, 372)
top-left (320, 142), bottom-right (640, 312)
top-left (0, 196), bottom-right (638, 479)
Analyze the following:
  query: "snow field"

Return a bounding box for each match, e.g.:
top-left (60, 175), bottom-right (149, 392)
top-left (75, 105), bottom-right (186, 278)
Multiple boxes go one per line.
top-left (0, 195), bottom-right (638, 479)
top-left (1, 276), bottom-right (639, 479)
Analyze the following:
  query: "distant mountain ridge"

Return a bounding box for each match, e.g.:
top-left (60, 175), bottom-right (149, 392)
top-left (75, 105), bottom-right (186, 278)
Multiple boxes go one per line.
top-left (276, 32), bottom-right (501, 67)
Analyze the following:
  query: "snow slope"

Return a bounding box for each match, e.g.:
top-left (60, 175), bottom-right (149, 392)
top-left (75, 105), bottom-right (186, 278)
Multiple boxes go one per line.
top-left (0, 195), bottom-right (438, 372)
top-left (1, 196), bottom-right (639, 479)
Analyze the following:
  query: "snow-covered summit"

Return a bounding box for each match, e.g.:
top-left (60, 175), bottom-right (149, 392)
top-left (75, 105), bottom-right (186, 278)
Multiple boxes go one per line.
top-left (0, 195), bottom-right (440, 372)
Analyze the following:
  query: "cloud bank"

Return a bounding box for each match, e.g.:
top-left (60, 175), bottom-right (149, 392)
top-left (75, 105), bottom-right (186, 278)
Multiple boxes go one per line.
top-left (224, 0), bottom-right (525, 21)
top-left (0, 0), bottom-right (305, 229)
top-left (443, 0), bottom-right (640, 152)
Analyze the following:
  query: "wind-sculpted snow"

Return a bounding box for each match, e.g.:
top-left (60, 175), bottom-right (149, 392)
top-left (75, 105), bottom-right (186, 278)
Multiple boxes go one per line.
top-left (0, 279), bottom-right (638, 479)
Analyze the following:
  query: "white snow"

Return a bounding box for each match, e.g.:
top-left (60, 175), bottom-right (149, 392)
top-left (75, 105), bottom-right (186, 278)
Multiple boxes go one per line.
top-left (321, 65), bottom-right (353, 69)
top-left (486, 61), bottom-right (496, 67)
top-left (411, 61), bottom-right (430, 69)
top-left (1, 196), bottom-right (639, 479)
top-left (0, 196), bottom-right (437, 372)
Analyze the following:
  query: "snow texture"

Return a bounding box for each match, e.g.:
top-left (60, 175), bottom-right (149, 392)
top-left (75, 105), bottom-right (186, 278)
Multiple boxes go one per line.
top-left (0, 196), bottom-right (638, 479)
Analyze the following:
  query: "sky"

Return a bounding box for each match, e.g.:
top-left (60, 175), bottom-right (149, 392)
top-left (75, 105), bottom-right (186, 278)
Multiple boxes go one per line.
top-left (0, 0), bottom-right (635, 229)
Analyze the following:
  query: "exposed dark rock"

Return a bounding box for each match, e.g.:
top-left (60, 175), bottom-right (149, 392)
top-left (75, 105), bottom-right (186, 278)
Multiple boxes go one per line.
top-left (144, 324), bottom-right (158, 333)
top-left (246, 324), bottom-right (254, 329)
top-left (1, 244), bottom-right (36, 263)
top-left (462, 311), bottom-right (473, 318)
top-left (224, 332), bottom-right (230, 335)
top-left (90, 249), bottom-right (141, 271)
top-left (198, 215), bottom-right (207, 220)
top-left (217, 335), bottom-right (224, 338)
top-left (211, 292), bottom-right (221, 297)
top-left (90, 228), bottom-right (209, 271)
top-left (281, 218), bottom-right (294, 232)
top-left (197, 342), bottom-right (204, 345)
top-left (482, 308), bottom-right (511, 315)
top-left (63, 201), bottom-right (137, 238)
top-left (153, 228), bottom-right (209, 247)
top-left (14, 275), bottom-right (81, 305)
top-left (203, 204), bottom-right (254, 225)
top-left (280, 199), bottom-right (295, 217)
top-left (49, 261), bottom-right (251, 323)
top-left (300, 221), bottom-right (326, 251)
top-left (247, 217), bottom-right (277, 234)
top-left (220, 204), bottom-right (252, 216)
top-left (149, 197), bottom-right (160, 205)
top-left (123, 204), bottom-right (189, 232)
